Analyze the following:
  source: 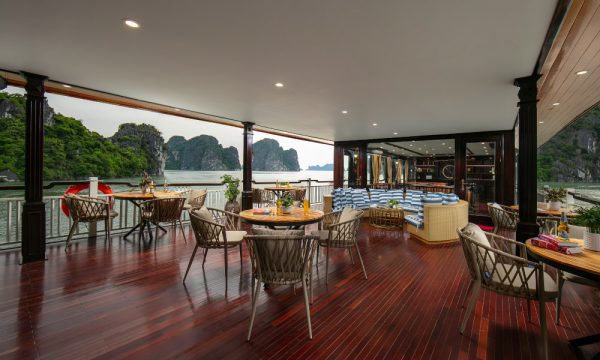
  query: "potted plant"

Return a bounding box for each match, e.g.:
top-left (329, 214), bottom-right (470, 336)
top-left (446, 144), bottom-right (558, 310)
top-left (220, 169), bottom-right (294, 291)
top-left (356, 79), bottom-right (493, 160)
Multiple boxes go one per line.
top-left (545, 187), bottom-right (567, 211)
top-left (280, 193), bottom-right (294, 214)
top-left (387, 199), bottom-right (399, 209)
top-left (571, 205), bottom-right (600, 251)
top-left (221, 174), bottom-right (241, 213)
top-left (139, 172), bottom-right (153, 195)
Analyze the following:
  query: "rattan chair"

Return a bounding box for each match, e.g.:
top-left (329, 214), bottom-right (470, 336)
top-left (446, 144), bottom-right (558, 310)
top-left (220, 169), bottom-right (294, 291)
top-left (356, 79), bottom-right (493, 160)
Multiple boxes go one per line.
top-left (245, 234), bottom-right (318, 340)
top-left (487, 203), bottom-right (519, 233)
top-left (183, 189), bottom-right (207, 211)
top-left (457, 225), bottom-right (558, 360)
top-left (140, 197), bottom-right (187, 248)
top-left (63, 194), bottom-right (118, 252)
top-left (311, 209), bottom-right (366, 285)
top-left (183, 208), bottom-right (246, 289)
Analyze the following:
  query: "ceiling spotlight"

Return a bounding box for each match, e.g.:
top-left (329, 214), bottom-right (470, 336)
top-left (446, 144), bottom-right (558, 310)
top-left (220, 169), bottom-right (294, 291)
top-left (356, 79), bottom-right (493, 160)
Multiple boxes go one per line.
top-left (393, 132), bottom-right (398, 135)
top-left (418, 148), bottom-right (422, 151)
top-left (372, 123), bottom-right (378, 126)
top-left (448, 147), bottom-right (452, 149)
top-left (481, 142), bottom-right (485, 145)
top-left (275, 82), bottom-right (284, 88)
top-left (62, 84), bottom-right (71, 88)
top-left (539, 121), bottom-right (544, 124)
top-left (174, 108), bottom-right (181, 111)
top-left (576, 70), bottom-right (588, 75)
top-left (441, 142), bottom-right (446, 145)
top-left (409, 144), bottom-right (413, 147)
top-left (341, 110), bottom-right (348, 114)
top-left (124, 19), bottom-right (140, 28)
top-left (552, 102), bottom-right (560, 106)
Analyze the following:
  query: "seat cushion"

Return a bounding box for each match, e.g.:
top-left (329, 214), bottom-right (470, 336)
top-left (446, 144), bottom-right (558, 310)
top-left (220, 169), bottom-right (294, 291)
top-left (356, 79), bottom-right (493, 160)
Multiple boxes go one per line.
top-left (192, 206), bottom-right (214, 223)
top-left (461, 223), bottom-right (495, 270)
top-left (405, 214), bottom-right (423, 228)
top-left (221, 230), bottom-right (246, 245)
top-left (490, 264), bottom-right (558, 296)
top-left (339, 207), bottom-right (359, 223)
top-left (109, 210), bottom-right (119, 218)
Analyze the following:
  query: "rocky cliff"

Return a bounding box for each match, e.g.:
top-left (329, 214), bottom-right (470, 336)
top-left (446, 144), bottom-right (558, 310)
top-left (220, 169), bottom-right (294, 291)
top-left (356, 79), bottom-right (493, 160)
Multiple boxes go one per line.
top-left (253, 138), bottom-right (300, 171)
top-left (538, 105), bottom-right (600, 182)
top-left (165, 135), bottom-right (241, 171)
top-left (111, 123), bottom-right (166, 175)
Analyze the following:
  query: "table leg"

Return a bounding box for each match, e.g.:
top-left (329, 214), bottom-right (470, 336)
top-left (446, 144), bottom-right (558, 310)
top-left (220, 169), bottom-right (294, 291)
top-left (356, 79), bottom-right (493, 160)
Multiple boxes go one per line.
top-left (124, 222), bottom-right (141, 239)
top-left (569, 333), bottom-right (600, 347)
top-left (153, 222), bottom-right (168, 233)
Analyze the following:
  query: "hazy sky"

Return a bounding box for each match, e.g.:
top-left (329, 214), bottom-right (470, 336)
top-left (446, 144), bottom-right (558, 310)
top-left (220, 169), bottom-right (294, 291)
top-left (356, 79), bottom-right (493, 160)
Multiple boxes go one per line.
top-left (6, 86), bottom-right (333, 169)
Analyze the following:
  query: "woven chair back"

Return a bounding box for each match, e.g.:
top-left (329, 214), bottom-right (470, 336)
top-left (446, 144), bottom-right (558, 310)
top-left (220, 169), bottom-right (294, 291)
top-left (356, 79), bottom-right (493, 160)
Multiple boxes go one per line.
top-left (142, 197), bottom-right (186, 223)
top-left (189, 210), bottom-right (225, 248)
top-left (63, 194), bottom-right (107, 223)
top-left (245, 235), bottom-right (317, 285)
top-left (487, 204), bottom-right (518, 231)
top-left (329, 210), bottom-right (363, 248)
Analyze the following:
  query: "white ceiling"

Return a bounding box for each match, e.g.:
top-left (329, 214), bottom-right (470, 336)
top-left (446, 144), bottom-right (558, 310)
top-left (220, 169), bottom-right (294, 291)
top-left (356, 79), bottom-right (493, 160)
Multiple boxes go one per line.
top-left (0, 0), bottom-right (557, 141)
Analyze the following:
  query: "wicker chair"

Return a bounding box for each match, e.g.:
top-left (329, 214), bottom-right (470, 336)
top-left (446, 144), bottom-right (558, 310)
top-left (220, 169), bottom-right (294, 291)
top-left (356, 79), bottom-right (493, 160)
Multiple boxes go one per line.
top-left (63, 194), bottom-right (118, 252)
top-left (183, 189), bottom-right (207, 211)
top-left (457, 224), bottom-right (558, 360)
top-left (183, 207), bottom-right (246, 289)
top-left (245, 234), bottom-right (318, 340)
top-left (311, 208), bottom-right (366, 285)
top-left (252, 188), bottom-right (275, 208)
top-left (139, 197), bottom-right (187, 248)
top-left (487, 203), bottom-right (518, 233)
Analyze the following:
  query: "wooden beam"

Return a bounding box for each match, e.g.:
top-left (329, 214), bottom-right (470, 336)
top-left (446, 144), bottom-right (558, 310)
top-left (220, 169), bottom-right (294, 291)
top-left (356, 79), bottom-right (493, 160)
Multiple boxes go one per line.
top-left (241, 122), bottom-right (254, 210)
top-left (21, 72), bottom-right (47, 263)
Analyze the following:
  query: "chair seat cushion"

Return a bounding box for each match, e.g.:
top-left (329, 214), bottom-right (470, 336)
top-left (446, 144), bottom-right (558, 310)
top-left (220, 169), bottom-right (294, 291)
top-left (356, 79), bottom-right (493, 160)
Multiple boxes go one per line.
top-left (109, 210), bottom-right (119, 218)
top-left (489, 264), bottom-right (558, 296)
top-left (405, 214), bottom-right (423, 228)
top-left (220, 230), bottom-right (246, 245)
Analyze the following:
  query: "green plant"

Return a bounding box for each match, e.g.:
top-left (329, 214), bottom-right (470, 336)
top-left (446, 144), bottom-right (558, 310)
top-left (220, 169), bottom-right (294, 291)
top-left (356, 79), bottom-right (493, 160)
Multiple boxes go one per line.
top-left (571, 206), bottom-right (600, 233)
top-left (221, 174), bottom-right (240, 202)
top-left (387, 199), bottom-right (399, 207)
top-left (280, 194), bottom-right (294, 208)
top-left (139, 172), bottom-right (153, 188)
top-left (545, 188), bottom-right (567, 202)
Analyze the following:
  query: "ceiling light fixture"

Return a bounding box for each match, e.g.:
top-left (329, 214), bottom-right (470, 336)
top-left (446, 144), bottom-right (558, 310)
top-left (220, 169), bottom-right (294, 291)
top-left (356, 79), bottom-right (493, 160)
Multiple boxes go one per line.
top-left (275, 82), bottom-right (284, 88)
top-left (441, 142), bottom-right (446, 145)
top-left (124, 19), bottom-right (140, 28)
top-left (62, 84), bottom-right (71, 88)
top-left (539, 121), bottom-right (544, 124)
top-left (372, 123), bottom-right (378, 126)
top-left (174, 108), bottom-right (181, 111)
top-left (576, 70), bottom-right (588, 75)
top-left (341, 110), bottom-right (348, 114)
top-left (552, 102), bottom-right (560, 106)
top-left (393, 132), bottom-right (398, 135)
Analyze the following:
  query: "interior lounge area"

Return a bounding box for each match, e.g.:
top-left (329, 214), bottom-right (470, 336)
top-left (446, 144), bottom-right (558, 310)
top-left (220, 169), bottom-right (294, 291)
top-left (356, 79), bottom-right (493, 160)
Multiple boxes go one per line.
top-left (1, 1), bottom-right (600, 359)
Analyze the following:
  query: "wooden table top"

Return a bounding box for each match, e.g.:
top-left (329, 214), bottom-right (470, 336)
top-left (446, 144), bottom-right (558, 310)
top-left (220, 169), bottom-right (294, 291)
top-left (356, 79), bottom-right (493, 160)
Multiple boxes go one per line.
top-left (263, 186), bottom-right (302, 192)
top-left (510, 203), bottom-right (577, 217)
top-left (526, 238), bottom-right (600, 282)
top-left (239, 207), bottom-right (323, 226)
top-left (112, 190), bottom-right (182, 200)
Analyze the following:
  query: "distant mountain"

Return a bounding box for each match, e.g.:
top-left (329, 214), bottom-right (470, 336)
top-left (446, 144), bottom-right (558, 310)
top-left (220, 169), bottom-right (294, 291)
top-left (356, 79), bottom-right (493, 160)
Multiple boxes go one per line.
top-left (253, 139), bottom-right (300, 171)
top-left (538, 105), bottom-right (600, 182)
top-left (308, 163), bottom-right (333, 171)
top-left (165, 135), bottom-right (241, 171)
top-left (0, 92), bottom-right (159, 180)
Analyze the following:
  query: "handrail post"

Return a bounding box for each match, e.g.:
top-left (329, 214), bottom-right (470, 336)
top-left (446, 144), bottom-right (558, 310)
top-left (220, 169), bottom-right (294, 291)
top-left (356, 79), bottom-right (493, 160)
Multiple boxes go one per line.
top-left (307, 178), bottom-right (312, 204)
top-left (88, 177), bottom-right (98, 239)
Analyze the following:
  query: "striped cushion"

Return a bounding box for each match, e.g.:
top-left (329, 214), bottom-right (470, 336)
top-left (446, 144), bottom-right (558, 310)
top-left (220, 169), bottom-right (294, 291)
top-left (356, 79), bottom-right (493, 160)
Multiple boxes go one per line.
top-left (405, 214), bottom-right (424, 228)
top-left (422, 194), bottom-right (443, 205)
top-left (369, 189), bottom-right (384, 205)
top-left (351, 188), bottom-right (370, 209)
top-left (443, 193), bottom-right (459, 205)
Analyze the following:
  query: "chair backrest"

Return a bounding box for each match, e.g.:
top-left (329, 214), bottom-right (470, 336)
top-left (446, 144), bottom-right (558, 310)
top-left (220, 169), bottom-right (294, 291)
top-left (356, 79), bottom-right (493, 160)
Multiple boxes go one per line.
top-left (328, 209), bottom-right (363, 247)
top-left (63, 194), bottom-right (107, 222)
top-left (245, 235), bottom-right (317, 285)
top-left (189, 208), bottom-right (225, 248)
top-left (457, 226), bottom-right (537, 298)
top-left (143, 197), bottom-right (186, 222)
top-left (288, 188), bottom-right (306, 202)
top-left (487, 203), bottom-right (518, 230)
top-left (187, 189), bottom-right (207, 208)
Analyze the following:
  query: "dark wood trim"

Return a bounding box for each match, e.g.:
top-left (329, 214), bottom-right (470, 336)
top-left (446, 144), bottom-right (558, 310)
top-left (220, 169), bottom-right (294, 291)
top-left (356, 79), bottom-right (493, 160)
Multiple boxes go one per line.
top-left (534, 0), bottom-right (572, 74)
top-left (358, 142), bottom-right (368, 188)
top-left (333, 144), bottom-right (344, 188)
top-left (241, 122), bottom-right (254, 210)
top-left (21, 72), bottom-right (47, 263)
top-left (515, 75), bottom-right (541, 244)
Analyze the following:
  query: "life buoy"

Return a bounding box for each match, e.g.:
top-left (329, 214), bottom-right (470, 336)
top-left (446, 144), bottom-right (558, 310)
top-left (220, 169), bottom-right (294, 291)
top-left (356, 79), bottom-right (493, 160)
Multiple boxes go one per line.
top-left (61, 183), bottom-right (113, 217)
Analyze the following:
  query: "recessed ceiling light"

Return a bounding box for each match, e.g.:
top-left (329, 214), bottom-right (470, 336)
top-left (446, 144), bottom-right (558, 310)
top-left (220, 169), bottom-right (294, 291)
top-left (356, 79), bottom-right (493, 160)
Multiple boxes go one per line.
top-left (124, 19), bottom-right (140, 28)
top-left (393, 132), bottom-right (398, 135)
top-left (62, 84), bottom-right (71, 88)
top-left (576, 70), bottom-right (588, 75)
top-left (409, 144), bottom-right (413, 147)
top-left (481, 142), bottom-right (485, 145)
top-left (372, 123), bottom-right (378, 126)
top-left (418, 148), bottom-right (422, 151)
top-left (448, 147), bottom-right (452, 149)
top-left (552, 102), bottom-right (560, 106)
top-left (441, 142), bottom-right (446, 145)
top-left (425, 151), bottom-right (429, 153)
top-left (341, 110), bottom-right (348, 114)
top-left (174, 108), bottom-right (181, 111)
top-left (275, 82), bottom-right (284, 88)
top-left (539, 121), bottom-right (544, 124)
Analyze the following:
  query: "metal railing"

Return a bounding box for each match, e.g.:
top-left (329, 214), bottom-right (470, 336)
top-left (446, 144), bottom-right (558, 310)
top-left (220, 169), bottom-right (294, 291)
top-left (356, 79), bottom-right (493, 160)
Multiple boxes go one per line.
top-left (0, 178), bottom-right (333, 248)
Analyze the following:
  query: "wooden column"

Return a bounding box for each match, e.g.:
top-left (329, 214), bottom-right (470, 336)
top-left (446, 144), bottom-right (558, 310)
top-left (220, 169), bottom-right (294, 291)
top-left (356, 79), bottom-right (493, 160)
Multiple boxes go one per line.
top-left (241, 122), bottom-right (254, 210)
top-left (358, 142), bottom-right (367, 188)
top-left (21, 72), bottom-right (48, 263)
top-left (333, 143), bottom-right (344, 189)
top-left (514, 75), bottom-right (541, 243)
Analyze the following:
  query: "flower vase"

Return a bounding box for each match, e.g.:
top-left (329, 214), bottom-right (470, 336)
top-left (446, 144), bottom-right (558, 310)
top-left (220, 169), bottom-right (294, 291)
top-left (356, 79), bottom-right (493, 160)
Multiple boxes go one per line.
top-left (547, 201), bottom-right (561, 211)
top-left (583, 229), bottom-right (600, 252)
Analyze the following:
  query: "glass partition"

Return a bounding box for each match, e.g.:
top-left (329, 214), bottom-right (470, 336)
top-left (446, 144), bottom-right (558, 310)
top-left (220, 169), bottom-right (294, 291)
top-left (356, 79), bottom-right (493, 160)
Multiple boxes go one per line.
top-left (465, 141), bottom-right (496, 215)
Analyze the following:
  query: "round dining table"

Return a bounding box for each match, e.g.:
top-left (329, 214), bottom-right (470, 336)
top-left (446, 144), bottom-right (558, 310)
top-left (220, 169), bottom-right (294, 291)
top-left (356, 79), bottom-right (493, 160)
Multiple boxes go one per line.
top-left (112, 190), bottom-right (182, 238)
top-left (526, 238), bottom-right (600, 348)
top-left (510, 202), bottom-right (577, 217)
top-left (239, 207), bottom-right (323, 229)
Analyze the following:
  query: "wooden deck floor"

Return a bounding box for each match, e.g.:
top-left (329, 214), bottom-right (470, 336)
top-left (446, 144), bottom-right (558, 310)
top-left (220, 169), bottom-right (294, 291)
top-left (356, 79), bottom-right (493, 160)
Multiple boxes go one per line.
top-left (1, 223), bottom-right (599, 359)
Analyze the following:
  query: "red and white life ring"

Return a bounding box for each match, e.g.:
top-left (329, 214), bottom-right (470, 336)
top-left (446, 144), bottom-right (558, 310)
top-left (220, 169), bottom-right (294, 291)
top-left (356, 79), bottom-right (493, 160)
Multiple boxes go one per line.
top-left (61, 183), bottom-right (113, 217)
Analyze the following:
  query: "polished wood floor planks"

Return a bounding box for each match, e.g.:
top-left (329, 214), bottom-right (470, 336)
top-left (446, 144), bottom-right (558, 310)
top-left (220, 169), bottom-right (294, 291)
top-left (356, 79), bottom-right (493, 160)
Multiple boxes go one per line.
top-left (0, 223), bottom-right (599, 359)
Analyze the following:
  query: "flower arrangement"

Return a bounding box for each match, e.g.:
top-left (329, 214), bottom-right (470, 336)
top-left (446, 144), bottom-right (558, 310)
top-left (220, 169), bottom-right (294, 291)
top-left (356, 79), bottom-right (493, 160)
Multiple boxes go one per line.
top-left (545, 188), bottom-right (567, 203)
top-left (221, 174), bottom-right (240, 202)
top-left (280, 193), bottom-right (295, 208)
top-left (139, 172), bottom-right (153, 190)
top-left (387, 199), bottom-right (399, 208)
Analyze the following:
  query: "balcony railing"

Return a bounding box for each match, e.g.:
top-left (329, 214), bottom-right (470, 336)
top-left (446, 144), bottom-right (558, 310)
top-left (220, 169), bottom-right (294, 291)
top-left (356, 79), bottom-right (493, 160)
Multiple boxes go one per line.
top-left (0, 179), bottom-right (333, 248)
